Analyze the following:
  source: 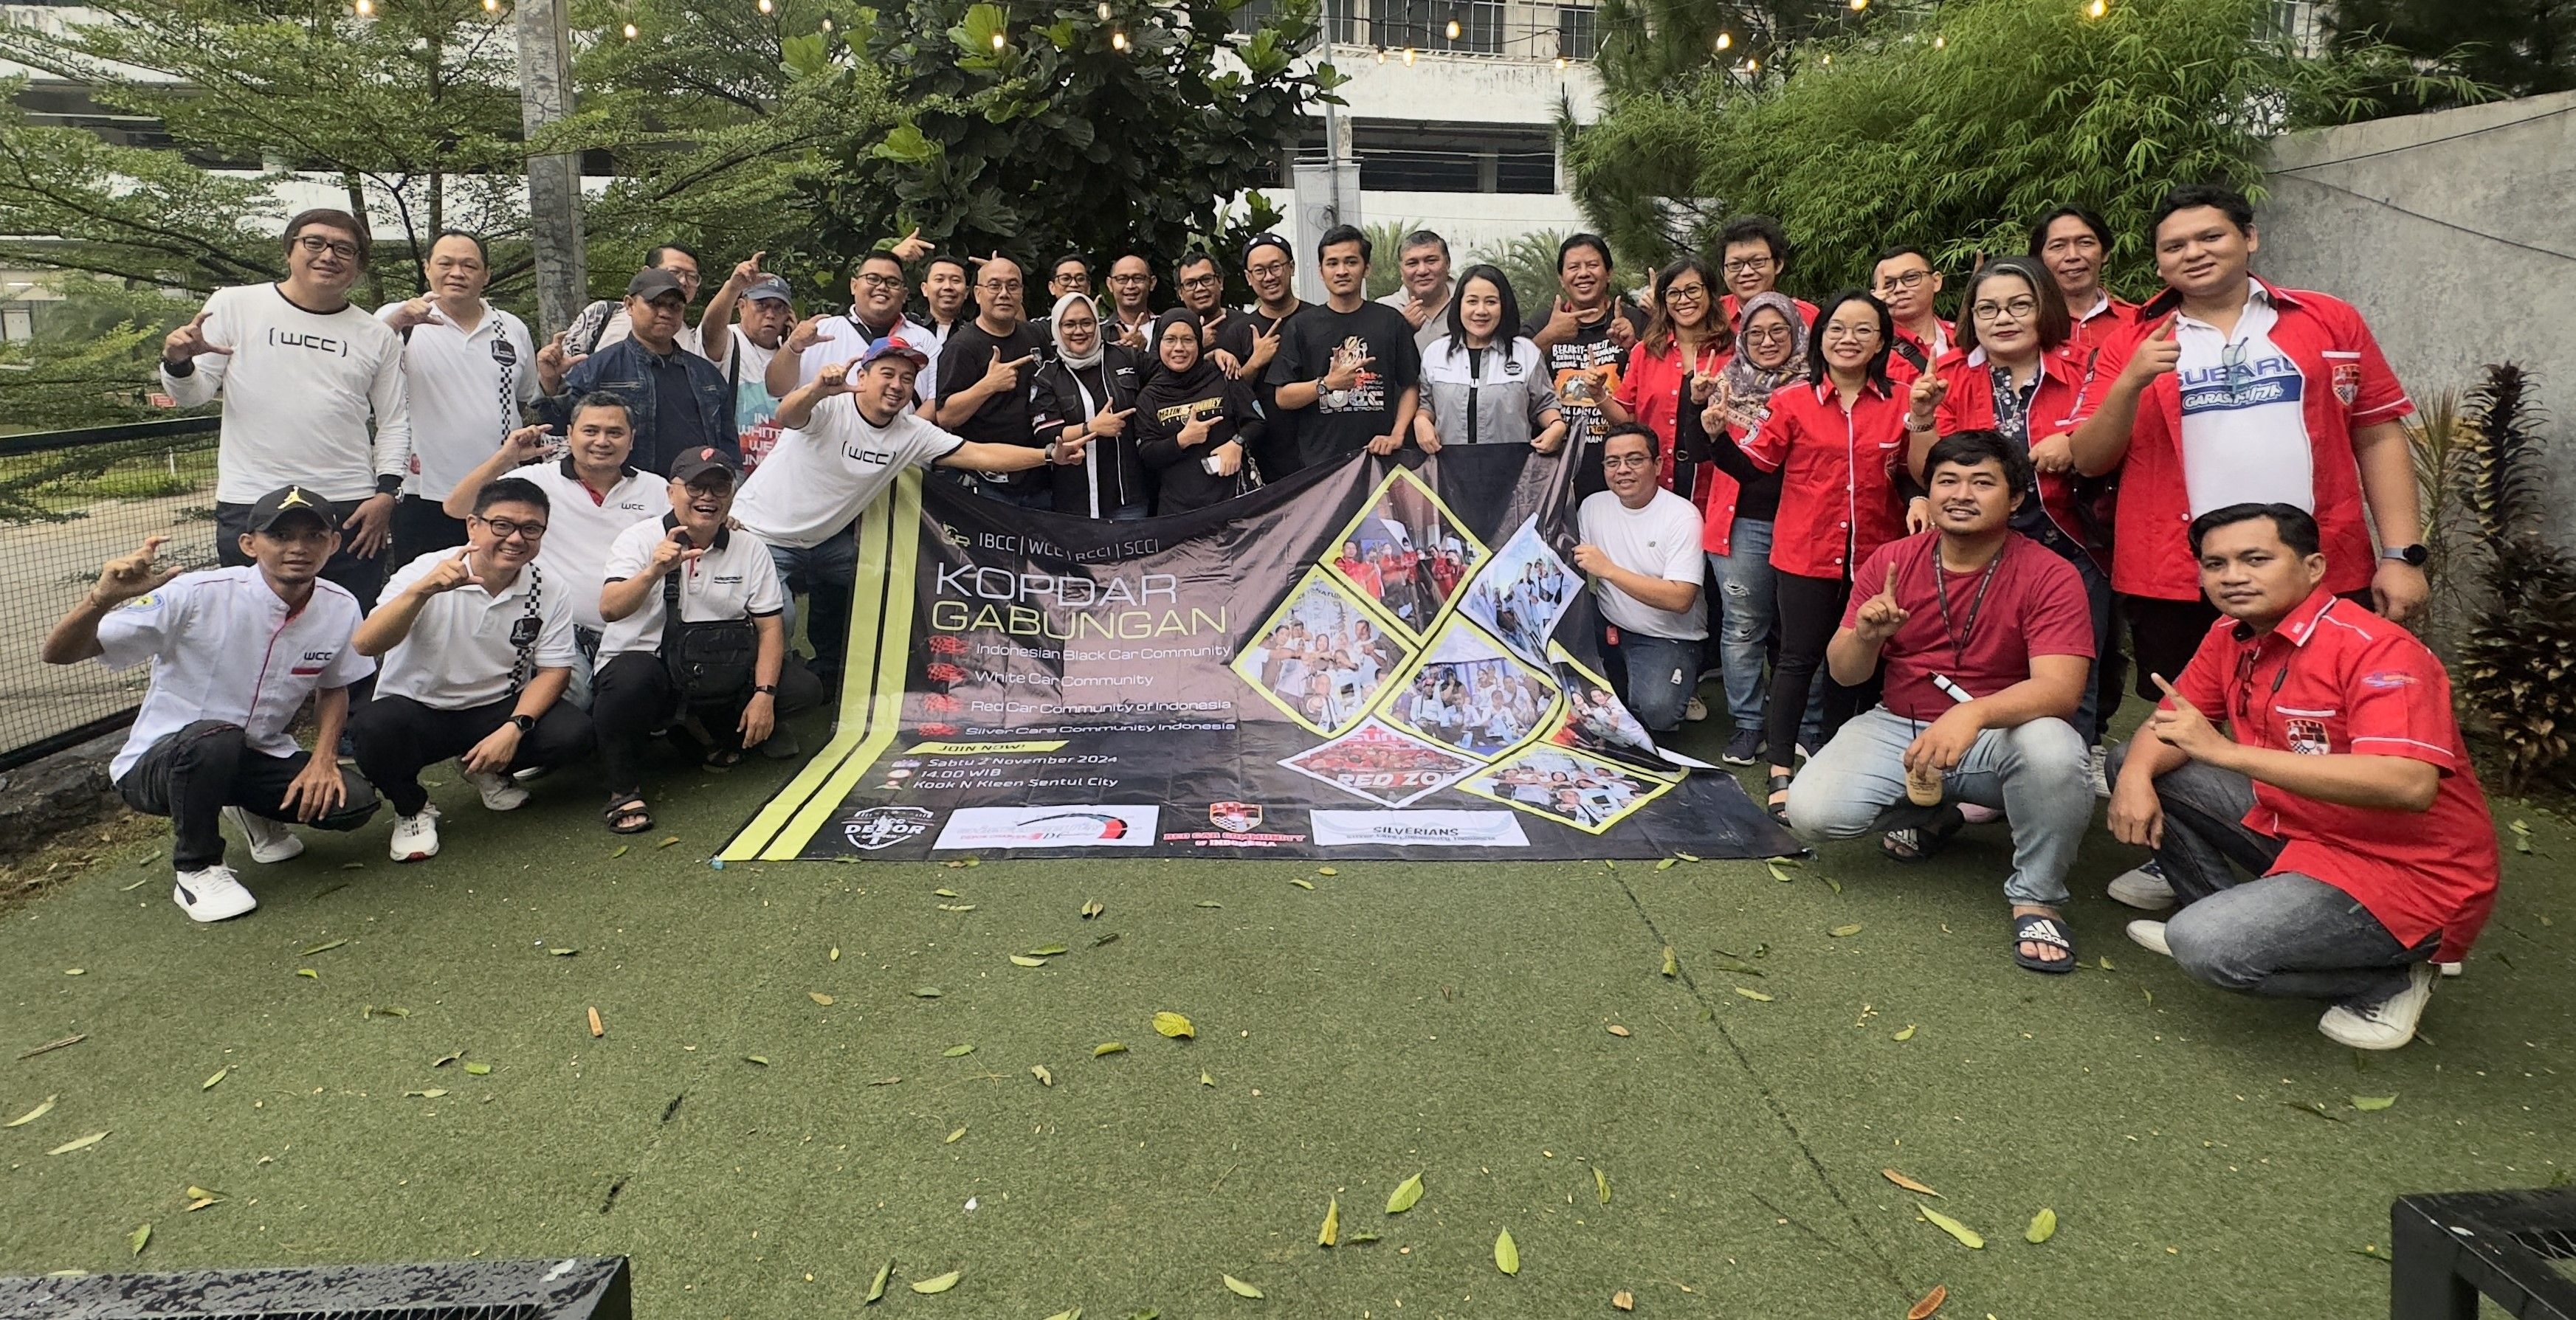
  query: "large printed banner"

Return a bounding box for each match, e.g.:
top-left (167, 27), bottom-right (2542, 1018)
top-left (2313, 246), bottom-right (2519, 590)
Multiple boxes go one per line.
top-left (720, 446), bottom-right (1798, 861)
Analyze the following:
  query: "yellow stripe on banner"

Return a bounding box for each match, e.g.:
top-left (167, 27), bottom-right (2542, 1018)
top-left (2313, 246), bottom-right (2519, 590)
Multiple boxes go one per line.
top-left (717, 469), bottom-right (910, 860)
top-left (756, 469), bottom-right (928, 860)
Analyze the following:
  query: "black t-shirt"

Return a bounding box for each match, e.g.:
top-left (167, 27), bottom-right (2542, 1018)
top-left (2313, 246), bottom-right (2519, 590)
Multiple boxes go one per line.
top-left (1266, 300), bottom-right (1422, 469)
top-left (1218, 305), bottom-right (1304, 478)
top-left (1524, 302), bottom-right (1646, 450)
top-left (934, 320), bottom-right (1047, 486)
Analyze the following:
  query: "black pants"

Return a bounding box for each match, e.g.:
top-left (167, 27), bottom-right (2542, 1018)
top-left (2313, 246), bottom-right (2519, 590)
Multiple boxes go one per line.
top-left (590, 652), bottom-right (822, 796)
top-left (350, 694), bottom-right (596, 816)
top-left (1770, 570), bottom-right (1876, 766)
top-left (216, 500), bottom-right (388, 611)
top-left (116, 721), bottom-right (380, 871)
top-left (392, 495), bottom-right (469, 561)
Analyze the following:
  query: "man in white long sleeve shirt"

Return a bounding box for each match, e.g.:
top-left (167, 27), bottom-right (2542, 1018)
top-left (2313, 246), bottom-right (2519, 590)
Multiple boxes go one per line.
top-left (160, 208), bottom-right (413, 607)
top-left (377, 230), bottom-right (541, 559)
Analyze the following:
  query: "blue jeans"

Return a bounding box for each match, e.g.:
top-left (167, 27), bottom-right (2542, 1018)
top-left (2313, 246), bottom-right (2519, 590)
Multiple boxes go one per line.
top-left (1108, 501), bottom-right (1147, 522)
top-left (1707, 517), bottom-right (1776, 732)
top-left (1609, 632), bottom-right (1700, 733)
top-left (768, 531), bottom-right (859, 684)
top-left (1786, 706), bottom-right (2092, 907)
top-left (2104, 742), bottom-right (2430, 1004)
top-left (564, 626), bottom-right (603, 711)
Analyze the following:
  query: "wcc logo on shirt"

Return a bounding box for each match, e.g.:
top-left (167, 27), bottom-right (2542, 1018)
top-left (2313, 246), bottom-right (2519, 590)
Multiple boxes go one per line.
top-left (2180, 353), bottom-right (2303, 415)
top-left (291, 649), bottom-right (339, 677)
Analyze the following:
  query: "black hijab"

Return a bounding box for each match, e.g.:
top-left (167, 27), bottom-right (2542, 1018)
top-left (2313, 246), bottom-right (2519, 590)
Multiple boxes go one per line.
top-left (1140, 308), bottom-right (1227, 406)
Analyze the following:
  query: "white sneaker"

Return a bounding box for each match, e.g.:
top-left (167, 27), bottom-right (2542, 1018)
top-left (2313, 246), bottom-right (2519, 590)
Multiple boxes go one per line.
top-left (2125, 919), bottom-right (2172, 957)
top-left (2317, 962), bottom-right (2437, 1051)
top-left (1684, 696), bottom-right (1709, 723)
top-left (2107, 859), bottom-right (2177, 911)
top-left (389, 806), bottom-right (441, 863)
top-left (2438, 961), bottom-right (2464, 978)
top-left (172, 865), bottom-right (257, 922)
top-left (2089, 744), bottom-right (2111, 799)
top-left (222, 806), bottom-right (303, 864)
top-left (458, 764), bottom-right (528, 812)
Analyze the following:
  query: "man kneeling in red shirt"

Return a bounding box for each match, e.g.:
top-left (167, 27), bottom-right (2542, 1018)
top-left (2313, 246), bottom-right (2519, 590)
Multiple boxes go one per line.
top-left (2108, 503), bottom-right (2498, 1049)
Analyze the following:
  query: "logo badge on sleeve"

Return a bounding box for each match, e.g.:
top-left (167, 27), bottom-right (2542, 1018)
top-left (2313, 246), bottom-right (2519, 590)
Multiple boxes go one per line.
top-left (2284, 717), bottom-right (2331, 756)
top-left (2332, 362), bottom-right (2362, 407)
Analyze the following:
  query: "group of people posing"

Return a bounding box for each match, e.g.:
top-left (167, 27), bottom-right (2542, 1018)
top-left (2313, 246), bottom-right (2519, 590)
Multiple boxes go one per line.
top-left (49, 181), bottom-right (2498, 1052)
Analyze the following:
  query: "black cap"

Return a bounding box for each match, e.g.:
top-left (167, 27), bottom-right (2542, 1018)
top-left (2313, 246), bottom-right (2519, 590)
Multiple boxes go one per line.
top-left (627, 268), bottom-right (689, 301)
top-left (245, 484), bottom-right (340, 532)
top-left (1244, 233), bottom-right (1292, 263)
top-left (668, 446), bottom-right (740, 486)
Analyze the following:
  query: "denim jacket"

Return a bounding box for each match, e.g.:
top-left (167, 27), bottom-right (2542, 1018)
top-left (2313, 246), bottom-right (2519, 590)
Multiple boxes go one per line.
top-left (543, 338), bottom-right (738, 476)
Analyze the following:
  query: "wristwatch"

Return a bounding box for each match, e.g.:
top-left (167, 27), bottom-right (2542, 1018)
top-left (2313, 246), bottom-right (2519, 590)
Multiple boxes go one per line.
top-left (508, 713), bottom-right (536, 733)
top-left (754, 683), bottom-right (779, 695)
top-left (2380, 544), bottom-right (2429, 567)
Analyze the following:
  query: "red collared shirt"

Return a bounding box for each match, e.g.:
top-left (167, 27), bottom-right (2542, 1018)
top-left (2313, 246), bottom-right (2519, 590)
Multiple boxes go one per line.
top-left (2067, 290), bottom-right (2139, 358)
top-left (1740, 377), bottom-right (1910, 581)
top-left (2093, 281), bottom-right (2412, 601)
top-left (1932, 342), bottom-right (2104, 567)
top-left (1888, 321), bottom-right (1952, 386)
top-left (2166, 587), bottom-right (2498, 961)
top-left (1614, 340), bottom-right (1744, 557)
top-left (1721, 294), bottom-right (1818, 336)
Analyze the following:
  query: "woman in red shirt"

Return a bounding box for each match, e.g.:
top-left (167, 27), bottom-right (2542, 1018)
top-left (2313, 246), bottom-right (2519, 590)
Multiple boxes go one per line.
top-left (1738, 291), bottom-right (1912, 820)
top-left (1607, 256), bottom-right (1730, 498)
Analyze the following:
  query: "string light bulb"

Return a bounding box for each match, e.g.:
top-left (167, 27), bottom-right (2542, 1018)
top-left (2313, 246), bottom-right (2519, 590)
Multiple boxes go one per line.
top-left (819, 15), bottom-right (831, 28)
top-left (1374, 46), bottom-right (1386, 61)
top-left (757, 0), bottom-right (771, 12)
top-left (1933, 33), bottom-right (1946, 46)
top-left (1402, 46), bottom-right (1416, 63)
top-left (1097, 0), bottom-right (1109, 15)
top-left (481, 0), bottom-right (496, 10)
top-left (354, 0), bottom-right (371, 13)
top-left (1714, 31), bottom-right (1732, 50)
top-left (622, 18), bottom-right (639, 36)
top-left (1849, 0), bottom-right (1867, 10)
top-left (1819, 52), bottom-right (1831, 63)
top-left (991, 29), bottom-right (1005, 47)
top-left (1445, 17), bottom-right (1459, 38)
top-left (2086, 0), bottom-right (2106, 14)
top-left (1745, 56), bottom-right (1759, 71)
top-left (1111, 28), bottom-right (1126, 49)
top-left (1553, 55), bottom-right (1566, 69)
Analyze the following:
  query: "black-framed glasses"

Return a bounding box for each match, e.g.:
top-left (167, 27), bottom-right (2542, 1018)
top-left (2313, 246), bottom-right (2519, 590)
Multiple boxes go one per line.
top-left (1875, 269), bottom-right (1932, 293)
top-left (1743, 325), bottom-right (1793, 344)
top-left (295, 234), bottom-right (362, 261)
top-left (1722, 256), bottom-right (1773, 274)
top-left (1179, 274), bottom-right (1222, 290)
top-left (473, 515), bottom-right (547, 542)
top-left (1246, 260), bottom-right (1289, 278)
top-left (979, 279), bottom-right (1025, 293)
top-left (1664, 283), bottom-right (1709, 303)
top-left (1971, 297), bottom-right (2039, 322)
top-left (855, 272), bottom-right (904, 289)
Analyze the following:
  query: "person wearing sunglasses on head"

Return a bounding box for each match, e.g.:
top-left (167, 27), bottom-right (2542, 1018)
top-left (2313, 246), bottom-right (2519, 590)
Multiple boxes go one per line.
top-left (160, 210), bottom-right (414, 609)
top-left (2071, 184), bottom-right (2426, 912)
top-left (351, 477), bottom-right (595, 864)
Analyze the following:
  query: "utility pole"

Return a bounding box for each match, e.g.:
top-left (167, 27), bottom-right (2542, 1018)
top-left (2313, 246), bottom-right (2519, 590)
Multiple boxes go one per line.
top-left (516, 0), bottom-right (585, 336)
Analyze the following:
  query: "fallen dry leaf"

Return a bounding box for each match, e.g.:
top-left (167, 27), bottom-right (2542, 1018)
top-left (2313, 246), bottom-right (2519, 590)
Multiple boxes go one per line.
top-left (1883, 1168), bottom-right (1942, 1198)
top-left (586, 1006), bottom-right (605, 1038)
top-left (1907, 1282), bottom-right (1948, 1319)
top-left (1613, 1290), bottom-right (1635, 1310)
top-left (1605, 1024), bottom-right (1631, 1037)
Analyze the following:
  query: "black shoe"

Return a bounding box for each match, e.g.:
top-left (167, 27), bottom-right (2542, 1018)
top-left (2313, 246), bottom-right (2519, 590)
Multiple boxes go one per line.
top-left (1722, 729), bottom-right (1763, 766)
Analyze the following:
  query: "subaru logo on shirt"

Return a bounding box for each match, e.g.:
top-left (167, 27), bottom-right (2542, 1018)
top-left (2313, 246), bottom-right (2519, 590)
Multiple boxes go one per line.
top-left (2180, 353), bottom-right (2302, 414)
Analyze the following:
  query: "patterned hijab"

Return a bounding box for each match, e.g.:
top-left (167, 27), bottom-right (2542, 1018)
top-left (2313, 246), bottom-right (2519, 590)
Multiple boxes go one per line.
top-left (1720, 291), bottom-right (1811, 432)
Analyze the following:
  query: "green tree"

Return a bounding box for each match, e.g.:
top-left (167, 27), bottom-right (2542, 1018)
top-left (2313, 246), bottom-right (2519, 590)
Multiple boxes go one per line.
top-left (0, 0), bottom-right (528, 307)
top-left (0, 277), bottom-right (193, 431)
top-left (2330, 0), bottom-right (2575, 100)
top-left (1568, 0), bottom-right (2482, 297)
top-left (812, 0), bottom-right (1337, 284)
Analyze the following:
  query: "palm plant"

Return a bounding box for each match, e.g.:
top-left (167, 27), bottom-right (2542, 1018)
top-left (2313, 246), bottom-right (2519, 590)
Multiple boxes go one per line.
top-left (2454, 363), bottom-right (2576, 792)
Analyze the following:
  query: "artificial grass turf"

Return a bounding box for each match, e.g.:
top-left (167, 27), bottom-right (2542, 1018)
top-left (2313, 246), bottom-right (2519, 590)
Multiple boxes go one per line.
top-left (1, 712), bottom-right (2569, 1318)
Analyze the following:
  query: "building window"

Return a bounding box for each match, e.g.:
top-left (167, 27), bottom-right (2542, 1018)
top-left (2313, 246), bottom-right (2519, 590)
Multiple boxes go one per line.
top-left (1372, 0), bottom-right (1503, 53)
top-left (1237, 0), bottom-right (1358, 42)
top-left (1340, 120), bottom-right (1555, 193)
top-left (1557, 3), bottom-right (1597, 60)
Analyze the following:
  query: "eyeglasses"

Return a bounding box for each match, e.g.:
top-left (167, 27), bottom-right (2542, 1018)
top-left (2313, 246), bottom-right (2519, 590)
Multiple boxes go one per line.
top-left (473, 515), bottom-right (547, 542)
top-left (1179, 274), bottom-right (1222, 291)
top-left (1820, 324), bottom-right (1879, 342)
top-left (1875, 269), bottom-right (1932, 293)
top-left (1602, 453), bottom-right (1656, 470)
top-left (1108, 273), bottom-right (1151, 285)
top-left (979, 279), bottom-right (1024, 293)
top-left (1664, 283), bottom-right (1709, 303)
top-left (1722, 256), bottom-right (1774, 274)
top-left (1246, 260), bottom-right (1289, 278)
top-left (294, 234), bottom-right (362, 261)
top-left (1743, 325), bottom-right (1793, 344)
top-left (855, 273), bottom-right (904, 289)
top-left (1971, 297), bottom-right (2039, 322)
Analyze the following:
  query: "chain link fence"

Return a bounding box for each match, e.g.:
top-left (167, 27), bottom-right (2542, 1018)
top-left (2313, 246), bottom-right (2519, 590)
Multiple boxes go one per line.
top-left (0, 418), bottom-right (222, 771)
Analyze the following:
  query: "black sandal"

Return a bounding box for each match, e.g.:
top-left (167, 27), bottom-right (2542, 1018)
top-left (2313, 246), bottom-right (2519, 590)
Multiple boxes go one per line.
top-left (1881, 805), bottom-right (1966, 863)
top-left (703, 747), bottom-right (743, 770)
top-left (2011, 910), bottom-right (2078, 974)
top-left (605, 795), bottom-right (653, 834)
top-left (1766, 773), bottom-right (1794, 825)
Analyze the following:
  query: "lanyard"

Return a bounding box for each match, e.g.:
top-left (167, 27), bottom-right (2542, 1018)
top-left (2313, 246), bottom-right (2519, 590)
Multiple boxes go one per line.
top-left (1929, 538), bottom-right (2008, 670)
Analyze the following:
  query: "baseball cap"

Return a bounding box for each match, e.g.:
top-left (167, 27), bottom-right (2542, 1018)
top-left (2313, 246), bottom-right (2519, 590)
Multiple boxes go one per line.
top-left (743, 274), bottom-right (793, 305)
top-left (667, 446), bottom-right (741, 486)
top-left (627, 268), bottom-right (689, 301)
top-left (859, 335), bottom-right (931, 370)
top-left (246, 484), bottom-right (340, 532)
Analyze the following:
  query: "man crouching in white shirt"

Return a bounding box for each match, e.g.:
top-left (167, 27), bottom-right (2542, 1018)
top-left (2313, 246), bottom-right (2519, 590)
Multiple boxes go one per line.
top-left (351, 476), bottom-right (594, 862)
top-left (42, 486), bottom-right (382, 922)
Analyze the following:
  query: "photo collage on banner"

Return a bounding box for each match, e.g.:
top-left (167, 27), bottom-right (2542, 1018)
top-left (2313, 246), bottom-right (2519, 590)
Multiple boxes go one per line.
top-left (1260, 468), bottom-right (1680, 835)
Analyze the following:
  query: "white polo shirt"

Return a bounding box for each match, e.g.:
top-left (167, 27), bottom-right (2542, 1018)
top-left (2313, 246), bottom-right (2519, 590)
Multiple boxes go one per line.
top-left (1577, 487), bottom-right (1707, 640)
top-left (792, 314), bottom-right (941, 398)
top-left (95, 567), bottom-right (374, 781)
top-left (377, 300), bottom-right (543, 502)
top-left (501, 459), bottom-right (664, 629)
top-left (598, 517), bottom-right (787, 659)
top-left (731, 396), bottom-right (963, 549)
top-left (2173, 284), bottom-right (2312, 515)
top-left (373, 549), bottom-right (579, 710)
